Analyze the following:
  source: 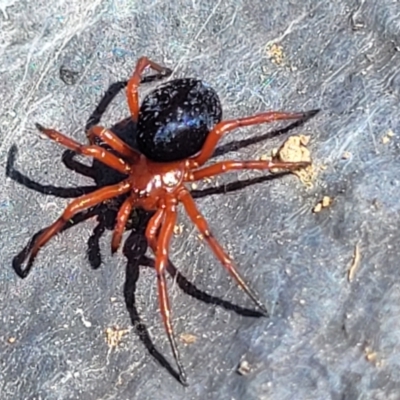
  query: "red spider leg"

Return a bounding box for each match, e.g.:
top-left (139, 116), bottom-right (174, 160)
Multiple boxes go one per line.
top-left (35, 124), bottom-right (130, 175)
top-left (187, 159), bottom-right (311, 181)
top-left (178, 189), bottom-right (268, 315)
top-left (86, 126), bottom-right (140, 162)
top-left (145, 208), bottom-right (165, 251)
top-left (127, 57), bottom-right (172, 122)
top-left (189, 109), bottom-right (320, 167)
top-left (25, 180), bottom-right (131, 269)
top-left (145, 204), bottom-right (188, 385)
top-left (111, 195), bottom-right (136, 254)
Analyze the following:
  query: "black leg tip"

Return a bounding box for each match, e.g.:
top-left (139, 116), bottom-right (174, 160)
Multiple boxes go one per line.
top-left (180, 380), bottom-right (189, 387)
top-left (176, 362), bottom-right (188, 386)
top-left (14, 267), bottom-right (29, 279)
top-left (35, 122), bottom-right (45, 132)
top-left (303, 109), bottom-right (320, 119)
top-left (258, 306), bottom-right (269, 318)
top-left (164, 67), bottom-right (173, 77)
top-left (12, 256), bottom-right (32, 279)
top-left (179, 373), bottom-right (189, 387)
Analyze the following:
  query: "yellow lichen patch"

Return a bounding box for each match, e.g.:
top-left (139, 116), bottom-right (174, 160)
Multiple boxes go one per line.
top-left (272, 135), bottom-right (316, 187)
top-left (105, 326), bottom-right (129, 349)
top-left (266, 43), bottom-right (285, 65)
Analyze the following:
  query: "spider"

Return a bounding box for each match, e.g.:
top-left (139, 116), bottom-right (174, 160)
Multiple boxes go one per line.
top-left (17, 57), bottom-right (318, 385)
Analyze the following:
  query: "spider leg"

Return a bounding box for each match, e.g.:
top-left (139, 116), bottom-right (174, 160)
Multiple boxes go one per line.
top-left (127, 56), bottom-right (172, 122)
top-left (86, 126), bottom-right (140, 162)
top-left (178, 189), bottom-right (268, 315)
top-left (111, 195), bottom-right (136, 254)
top-left (187, 159), bottom-right (310, 181)
top-left (145, 204), bottom-right (188, 385)
top-left (18, 180), bottom-right (131, 277)
top-left (35, 124), bottom-right (130, 175)
top-left (190, 109), bottom-right (320, 167)
top-left (86, 72), bottom-right (172, 133)
top-left (145, 208), bottom-right (165, 251)
top-left (86, 81), bottom-right (128, 132)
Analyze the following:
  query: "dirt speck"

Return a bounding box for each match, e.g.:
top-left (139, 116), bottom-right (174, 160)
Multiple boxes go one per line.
top-left (180, 333), bottom-right (197, 345)
top-left (105, 326), bottom-right (129, 348)
top-left (342, 151), bottom-right (351, 159)
top-left (382, 129), bottom-right (395, 144)
top-left (174, 224), bottom-right (184, 236)
top-left (364, 346), bottom-right (382, 367)
top-left (237, 359), bottom-right (252, 376)
top-left (348, 243), bottom-right (361, 282)
top-left (272, 135), bottom-right (315, 187)
top-left (313, 196), bottom-right (332, 213)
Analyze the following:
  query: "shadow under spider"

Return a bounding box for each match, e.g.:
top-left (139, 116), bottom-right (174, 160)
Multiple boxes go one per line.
top-left (7, 79), bottom-right (315, 382)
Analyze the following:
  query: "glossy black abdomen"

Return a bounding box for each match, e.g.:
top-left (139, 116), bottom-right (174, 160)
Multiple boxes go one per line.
top-left (136, 78), bottom-right (222, 162)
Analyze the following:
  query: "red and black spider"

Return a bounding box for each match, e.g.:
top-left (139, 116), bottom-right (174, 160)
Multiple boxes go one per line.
top-left (17, 57), bottom-right (318, 385)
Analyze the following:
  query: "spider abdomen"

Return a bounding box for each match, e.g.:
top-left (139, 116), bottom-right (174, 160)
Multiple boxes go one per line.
top-left (136, 78), bottom-right (222, 162)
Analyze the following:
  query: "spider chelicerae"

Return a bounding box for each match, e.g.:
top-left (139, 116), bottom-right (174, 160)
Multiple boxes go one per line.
top-left (16, 57), bottom-right (318, 385)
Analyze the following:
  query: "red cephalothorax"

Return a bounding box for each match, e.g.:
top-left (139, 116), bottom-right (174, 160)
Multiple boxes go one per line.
top-left (16, 56), bottom-right (319, 385)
